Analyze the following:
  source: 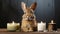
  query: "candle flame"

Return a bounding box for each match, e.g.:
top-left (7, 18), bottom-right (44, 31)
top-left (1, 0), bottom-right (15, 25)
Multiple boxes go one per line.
top-left (41, 21), bottom-right (43, 23)
top-left (51, 20), bottom-right (53, 24)
top-left (12, 21), bottom-right (15, 24)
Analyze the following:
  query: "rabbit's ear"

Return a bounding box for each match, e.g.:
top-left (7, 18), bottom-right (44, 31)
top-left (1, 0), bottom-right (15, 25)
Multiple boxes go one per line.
top-left (21, 2), bottom-right (27, 11)
top-left (30, 2), bottom-right (37, 11)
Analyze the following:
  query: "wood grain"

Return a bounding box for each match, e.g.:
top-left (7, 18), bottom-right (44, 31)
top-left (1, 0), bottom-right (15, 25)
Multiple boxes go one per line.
top-left (0, 28), bottom-right (60, 34)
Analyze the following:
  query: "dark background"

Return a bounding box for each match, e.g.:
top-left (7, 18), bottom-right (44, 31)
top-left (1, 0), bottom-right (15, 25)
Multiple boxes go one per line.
top-left (0, 0), bottom-right (60, 28)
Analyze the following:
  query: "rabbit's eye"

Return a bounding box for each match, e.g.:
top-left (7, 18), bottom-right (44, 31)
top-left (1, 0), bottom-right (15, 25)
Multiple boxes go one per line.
top-left (31, 16), bottom-right (34, 19)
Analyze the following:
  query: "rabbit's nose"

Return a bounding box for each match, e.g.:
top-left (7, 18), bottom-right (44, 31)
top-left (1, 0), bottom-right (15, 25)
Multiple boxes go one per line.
top-left (28, 17), bottom-right (34, 21)
top-left (28, 17), bottom-right (32, 21)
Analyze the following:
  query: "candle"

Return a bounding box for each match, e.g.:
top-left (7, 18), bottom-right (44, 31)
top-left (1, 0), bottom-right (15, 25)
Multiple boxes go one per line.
top-left (37, 21), bottom-right (46, 32)
top-left (7, 21), bottom-right (20, 31)
top-left (48, 20), bottom-right (57, 32)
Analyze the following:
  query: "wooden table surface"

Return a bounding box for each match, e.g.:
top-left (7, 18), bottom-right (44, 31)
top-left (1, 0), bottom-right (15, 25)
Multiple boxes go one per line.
top-left (0, 28), bottom-right (60, 34)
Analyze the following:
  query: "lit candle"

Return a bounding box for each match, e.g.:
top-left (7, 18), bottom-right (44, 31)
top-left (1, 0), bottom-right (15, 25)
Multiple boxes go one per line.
top-left (48, 20), bottom-right (56, 32)
top-left (7, 21), bottom-right (20, 31)
top-left (37, 21), bottom-right (46, 32)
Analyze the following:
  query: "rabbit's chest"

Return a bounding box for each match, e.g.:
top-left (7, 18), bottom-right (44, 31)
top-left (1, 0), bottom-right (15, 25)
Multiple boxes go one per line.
top-left (22, 20), bottom-right (34, 26)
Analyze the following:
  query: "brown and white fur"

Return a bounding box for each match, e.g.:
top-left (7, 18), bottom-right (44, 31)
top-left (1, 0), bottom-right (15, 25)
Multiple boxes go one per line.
top-left (21, 2), bottom-right (37, 32)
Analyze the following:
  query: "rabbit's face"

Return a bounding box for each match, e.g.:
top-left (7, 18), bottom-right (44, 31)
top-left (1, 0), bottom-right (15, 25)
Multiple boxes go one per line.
top-left (23, 13), bottom-right (35, 21)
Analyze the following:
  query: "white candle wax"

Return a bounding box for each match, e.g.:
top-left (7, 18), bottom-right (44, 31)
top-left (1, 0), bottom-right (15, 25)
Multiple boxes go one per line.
top-left (37, 21), bottom-right (46, 31)
top-left (7, 21), bottom-right (20, 31)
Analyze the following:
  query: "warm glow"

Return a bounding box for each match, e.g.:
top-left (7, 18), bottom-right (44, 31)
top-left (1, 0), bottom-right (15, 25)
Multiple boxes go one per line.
top-left (41, 21), bottom-right (43, 23)
top-left (12, 21), bottom-right (15, 24)
top-left (51, 20), bottom-right (54, 24)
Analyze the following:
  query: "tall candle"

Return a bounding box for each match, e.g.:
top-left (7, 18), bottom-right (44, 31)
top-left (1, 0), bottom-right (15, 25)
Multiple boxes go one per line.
top-left (7, 21), bottom-right (20, 31)
top-left (48, 20), bottom-right (56, 32)
top-left (37, 21), bottom-right (46, 32)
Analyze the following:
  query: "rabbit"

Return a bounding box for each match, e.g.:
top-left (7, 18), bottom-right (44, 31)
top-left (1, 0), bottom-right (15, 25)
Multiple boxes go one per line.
top-left (21, 2), bottom-right (37, 32)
